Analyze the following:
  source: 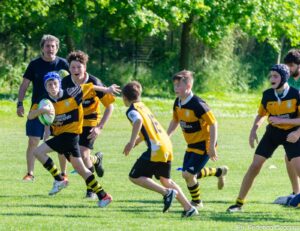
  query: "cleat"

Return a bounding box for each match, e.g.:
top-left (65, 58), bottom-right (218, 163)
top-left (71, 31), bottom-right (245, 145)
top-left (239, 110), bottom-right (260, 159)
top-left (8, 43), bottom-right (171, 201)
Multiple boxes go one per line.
top-left (85, 191), bottom-right (97, 200)
top-left (163, 189), bottom-right (177, 213)
top-left (191, 200), bottom-right (204, 209)
top-left (218, 166), bottom-right (228, 190)
top-left (22, 174), bottom-right (34, 182)
top-left (48, 180), bottom-right (68, 195)
top-left (98, 193), bottom-right (113, 207)
top-left (226, 204), bottom-right (242, 213)
top-left (181, 206), bottom-right (199, 217)
top-left (94, 152), bottom-right (104, 177)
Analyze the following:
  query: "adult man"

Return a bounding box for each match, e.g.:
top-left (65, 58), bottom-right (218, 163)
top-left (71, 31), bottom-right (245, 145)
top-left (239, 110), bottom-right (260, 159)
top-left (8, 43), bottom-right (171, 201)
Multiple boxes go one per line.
top-left (17, 34), bottom-right (69, 181)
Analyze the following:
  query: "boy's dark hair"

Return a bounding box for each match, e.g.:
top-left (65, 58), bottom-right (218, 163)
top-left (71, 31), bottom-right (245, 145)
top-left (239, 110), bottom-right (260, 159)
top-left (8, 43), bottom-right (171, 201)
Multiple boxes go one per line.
top-left (283, 49), bottom-right (300, 65)
top-left (122, 81), bottom-right (142, 101)
top-left (67, 50), bottom-right (89, 65)
top-left (172, 70), bottom-right (194, 84)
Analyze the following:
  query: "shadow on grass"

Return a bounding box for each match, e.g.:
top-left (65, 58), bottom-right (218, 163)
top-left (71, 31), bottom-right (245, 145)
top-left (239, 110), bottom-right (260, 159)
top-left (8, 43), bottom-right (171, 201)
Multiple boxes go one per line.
top-left (117, 199), bottom-right (161, 204)
top-left (0, 212), bottom-right (99, 219)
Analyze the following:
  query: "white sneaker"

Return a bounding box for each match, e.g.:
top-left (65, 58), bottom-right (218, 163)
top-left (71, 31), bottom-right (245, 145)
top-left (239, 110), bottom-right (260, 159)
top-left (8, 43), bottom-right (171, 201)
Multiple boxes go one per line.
top-left (191, 200), bottom-right (204, 209)
top-left (49, 180), bottom-right (68, 195)
top-left (182, 206), bottom-right (199, 217)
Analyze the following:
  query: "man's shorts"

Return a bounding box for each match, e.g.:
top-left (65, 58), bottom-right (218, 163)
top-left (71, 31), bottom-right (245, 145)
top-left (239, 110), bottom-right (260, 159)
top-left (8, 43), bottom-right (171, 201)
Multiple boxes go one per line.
top-left (26, 118), bottom-right (44, 139)
top-left (129, 157), bottom-right (171, 180)
top-left (46, 133), bottom-right (81, 161)
top-left (79, 126), bottom-right (95, 149)
top-left (255, 125), bottom-right (300, 161)
top-left (182, 151), bottom-right (209, 175)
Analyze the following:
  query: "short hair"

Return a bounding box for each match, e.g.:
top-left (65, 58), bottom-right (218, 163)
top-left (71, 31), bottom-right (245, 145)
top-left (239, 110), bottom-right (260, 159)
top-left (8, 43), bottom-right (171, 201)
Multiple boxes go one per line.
top-left (40, 34), bottom-right (60, 49)
top-left (122, 81), bottom-right (142, 101)
top-left (172, 70), bottom-right (194, 84)
top-left (284, 49), bottom-right (300, 65)
top-left (67, 50), bottom-right (89, 66)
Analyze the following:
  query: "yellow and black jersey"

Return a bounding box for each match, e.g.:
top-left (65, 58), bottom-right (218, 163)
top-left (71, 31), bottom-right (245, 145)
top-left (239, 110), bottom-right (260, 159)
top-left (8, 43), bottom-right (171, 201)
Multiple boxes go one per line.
top-left (258, 87), bottom-right (300, 130)
top-left (62, 74), bottom-right (115, 127)
top-left (173, 94), bottom-right (216, 155)
top-left (126, 102), bottom-right (173, 163)
top-left (46, 83), bottom-right (96, 136)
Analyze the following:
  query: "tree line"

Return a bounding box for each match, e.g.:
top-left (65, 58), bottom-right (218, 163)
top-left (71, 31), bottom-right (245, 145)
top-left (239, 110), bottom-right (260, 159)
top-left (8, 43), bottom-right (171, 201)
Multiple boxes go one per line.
top-left (1, 0), bottom-right (300, 97)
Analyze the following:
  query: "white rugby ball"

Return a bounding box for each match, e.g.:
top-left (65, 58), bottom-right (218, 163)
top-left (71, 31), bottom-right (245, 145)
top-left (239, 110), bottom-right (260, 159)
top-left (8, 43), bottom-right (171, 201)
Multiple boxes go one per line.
top-left (38, 99), bottom-right (55, 126)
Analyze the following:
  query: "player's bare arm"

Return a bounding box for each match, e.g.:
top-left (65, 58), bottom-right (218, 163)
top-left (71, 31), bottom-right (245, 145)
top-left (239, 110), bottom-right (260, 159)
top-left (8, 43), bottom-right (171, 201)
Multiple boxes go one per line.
top-left (17, 78), bottom-right (31, 117)
top-left (167, 119), bottom-right (179, 136)
top-left (208, 122), bottom-right (218, 161)
top-left (123, 119), bottom-right (142, 156)
top-left (249, 114), bottom-right (265, 148)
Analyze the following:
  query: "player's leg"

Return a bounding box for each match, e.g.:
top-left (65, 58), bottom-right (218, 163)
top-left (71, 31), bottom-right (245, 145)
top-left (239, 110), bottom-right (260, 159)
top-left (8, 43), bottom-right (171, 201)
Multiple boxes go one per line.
top-left (129, 158), bottom-right (177, 212)
top-left (182, 152), bottom-right (209, 208)
top-left (33, 142), bottom-right (68, 195)
top-left (80, 146), bottom-right (97, 198)
top-left (23, 118), bottom-right (44, 181)
top-left (285, 155), bottom-right (300, 194)
top-left (197, 165), bottom-right (229, 189)
top-left (160, 177), bottom-right (198, 217)
top-left (70, 155), bottom-right (112, 207)
top-left (58, 154), bottom-right (68, 180)
top-left (227, 154), bottom-right (266, 212)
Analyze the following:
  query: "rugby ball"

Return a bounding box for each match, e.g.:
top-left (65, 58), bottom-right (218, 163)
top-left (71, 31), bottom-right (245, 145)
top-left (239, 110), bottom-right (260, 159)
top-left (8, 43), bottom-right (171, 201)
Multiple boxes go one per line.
top-left (58, 69), bottom-right (69, 78)
top-left (38, 99), bottom-right (55, 126)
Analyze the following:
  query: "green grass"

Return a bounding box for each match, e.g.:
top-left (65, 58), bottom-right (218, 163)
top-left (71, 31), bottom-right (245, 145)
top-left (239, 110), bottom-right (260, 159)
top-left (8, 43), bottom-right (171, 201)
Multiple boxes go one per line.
top-left (0, 93), bottom-right (299, 231)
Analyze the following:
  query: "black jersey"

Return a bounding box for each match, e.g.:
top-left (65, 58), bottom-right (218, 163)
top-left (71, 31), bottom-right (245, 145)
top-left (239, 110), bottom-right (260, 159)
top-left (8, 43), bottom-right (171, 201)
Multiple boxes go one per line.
top-left (23, 56), bottom-right (68, 105)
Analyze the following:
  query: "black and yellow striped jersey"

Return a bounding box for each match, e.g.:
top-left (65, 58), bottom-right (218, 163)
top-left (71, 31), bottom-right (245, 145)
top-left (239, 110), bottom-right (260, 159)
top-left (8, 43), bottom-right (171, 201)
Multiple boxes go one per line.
top-left (173, 93), bottom-right (216, 155)
top-left (126, 102), bottom-right (173, 162)
top-left (44, 83), bottom-right (96, 136)
top-left (258, 87), bottom-right (300, 130)
top-left (62, 73), bottom-right (115, 127)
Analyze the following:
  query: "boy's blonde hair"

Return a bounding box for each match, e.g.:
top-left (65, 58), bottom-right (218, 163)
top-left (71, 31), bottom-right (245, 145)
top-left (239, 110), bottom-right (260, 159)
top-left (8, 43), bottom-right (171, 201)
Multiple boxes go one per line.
top-left (172, 70), bottom-right (194, 85)
top-left (122, 81), bottom-right (142, 102)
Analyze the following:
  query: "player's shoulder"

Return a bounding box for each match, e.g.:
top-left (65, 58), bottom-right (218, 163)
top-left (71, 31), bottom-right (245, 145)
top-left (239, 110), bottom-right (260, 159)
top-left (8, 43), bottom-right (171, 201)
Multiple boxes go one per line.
top-left (87, 74), bottom-right (103, 86)
top-left (61, 75), bottom-right (74, 88)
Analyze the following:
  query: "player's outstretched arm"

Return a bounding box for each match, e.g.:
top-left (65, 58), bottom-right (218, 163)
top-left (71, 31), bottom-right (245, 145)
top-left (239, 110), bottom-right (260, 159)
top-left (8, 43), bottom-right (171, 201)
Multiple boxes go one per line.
top-left (94, 84), bottom-right (121, 95)
top-left (269, 116), bottom-right (300, 125)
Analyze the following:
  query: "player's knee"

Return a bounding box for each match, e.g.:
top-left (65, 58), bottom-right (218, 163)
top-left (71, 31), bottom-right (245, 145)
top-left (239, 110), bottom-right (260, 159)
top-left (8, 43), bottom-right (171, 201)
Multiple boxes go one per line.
top-left (249, 162), bottom-right (263, 174)
top-left (160, 177), bottom-right (172, 187)
top-left (182, 171), bottom-right (194, 181)
top-left (28, 137), bottom-right (40, 148)
top-left (129, 176), bottom-right (136, 183)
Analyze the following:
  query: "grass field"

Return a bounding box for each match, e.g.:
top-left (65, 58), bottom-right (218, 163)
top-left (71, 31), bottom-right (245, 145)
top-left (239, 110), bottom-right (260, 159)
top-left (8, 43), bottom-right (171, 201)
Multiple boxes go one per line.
top-left (0, 93), bottom-right (299, 231)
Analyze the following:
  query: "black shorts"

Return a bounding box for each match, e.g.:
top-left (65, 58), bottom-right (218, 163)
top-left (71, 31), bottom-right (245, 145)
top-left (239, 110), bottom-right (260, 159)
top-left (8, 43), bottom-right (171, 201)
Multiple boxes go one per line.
top-left (46, 133), bottom-right (81, 161)
top-left (79, 126), bottom-right (95, 149)
top-left (129, 158), bottom-right (171, 180)
top-left (256, 125), bottom-right (300, 161)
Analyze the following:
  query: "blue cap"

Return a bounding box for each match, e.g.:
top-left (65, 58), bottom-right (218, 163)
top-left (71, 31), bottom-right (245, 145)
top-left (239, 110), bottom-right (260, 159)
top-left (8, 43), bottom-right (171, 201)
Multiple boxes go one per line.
top-left (43, 72), bottom-right (61, 89)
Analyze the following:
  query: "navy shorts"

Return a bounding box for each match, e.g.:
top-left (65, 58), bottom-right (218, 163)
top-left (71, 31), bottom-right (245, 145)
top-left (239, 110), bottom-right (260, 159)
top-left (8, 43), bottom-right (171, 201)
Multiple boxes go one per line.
top-left (256, 125), bottom-right (300, 161)
top-left (26, 118), bottom-right (44, 139)
top-left (46, 133), bottom-right (81, 161)
top-left (79, 126), bottom-right (95, 149)
top-left (129, 158), bottom-right (171, 180)
top-left (182, 151), bottom-right (209, 175)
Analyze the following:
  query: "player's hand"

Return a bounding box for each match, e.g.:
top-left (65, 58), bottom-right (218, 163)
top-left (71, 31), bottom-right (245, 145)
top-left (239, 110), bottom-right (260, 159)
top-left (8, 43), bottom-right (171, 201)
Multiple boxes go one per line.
top-left (17, 106), bottom-right (24, 117)
top-left (88, 126), bottom-right (101, 142)
top-left (287, 131), bottom-right (300, 143)
top-left (106, 84), bottom-right (121, 95)
top-left (123, 142), bottom-right (135, 156)
top-left (269, 116), bottom-right (284, 125)
top-left (249, 129), bottom-right (258, 148)
top-left (208, 146), bottom-right (218, 161)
